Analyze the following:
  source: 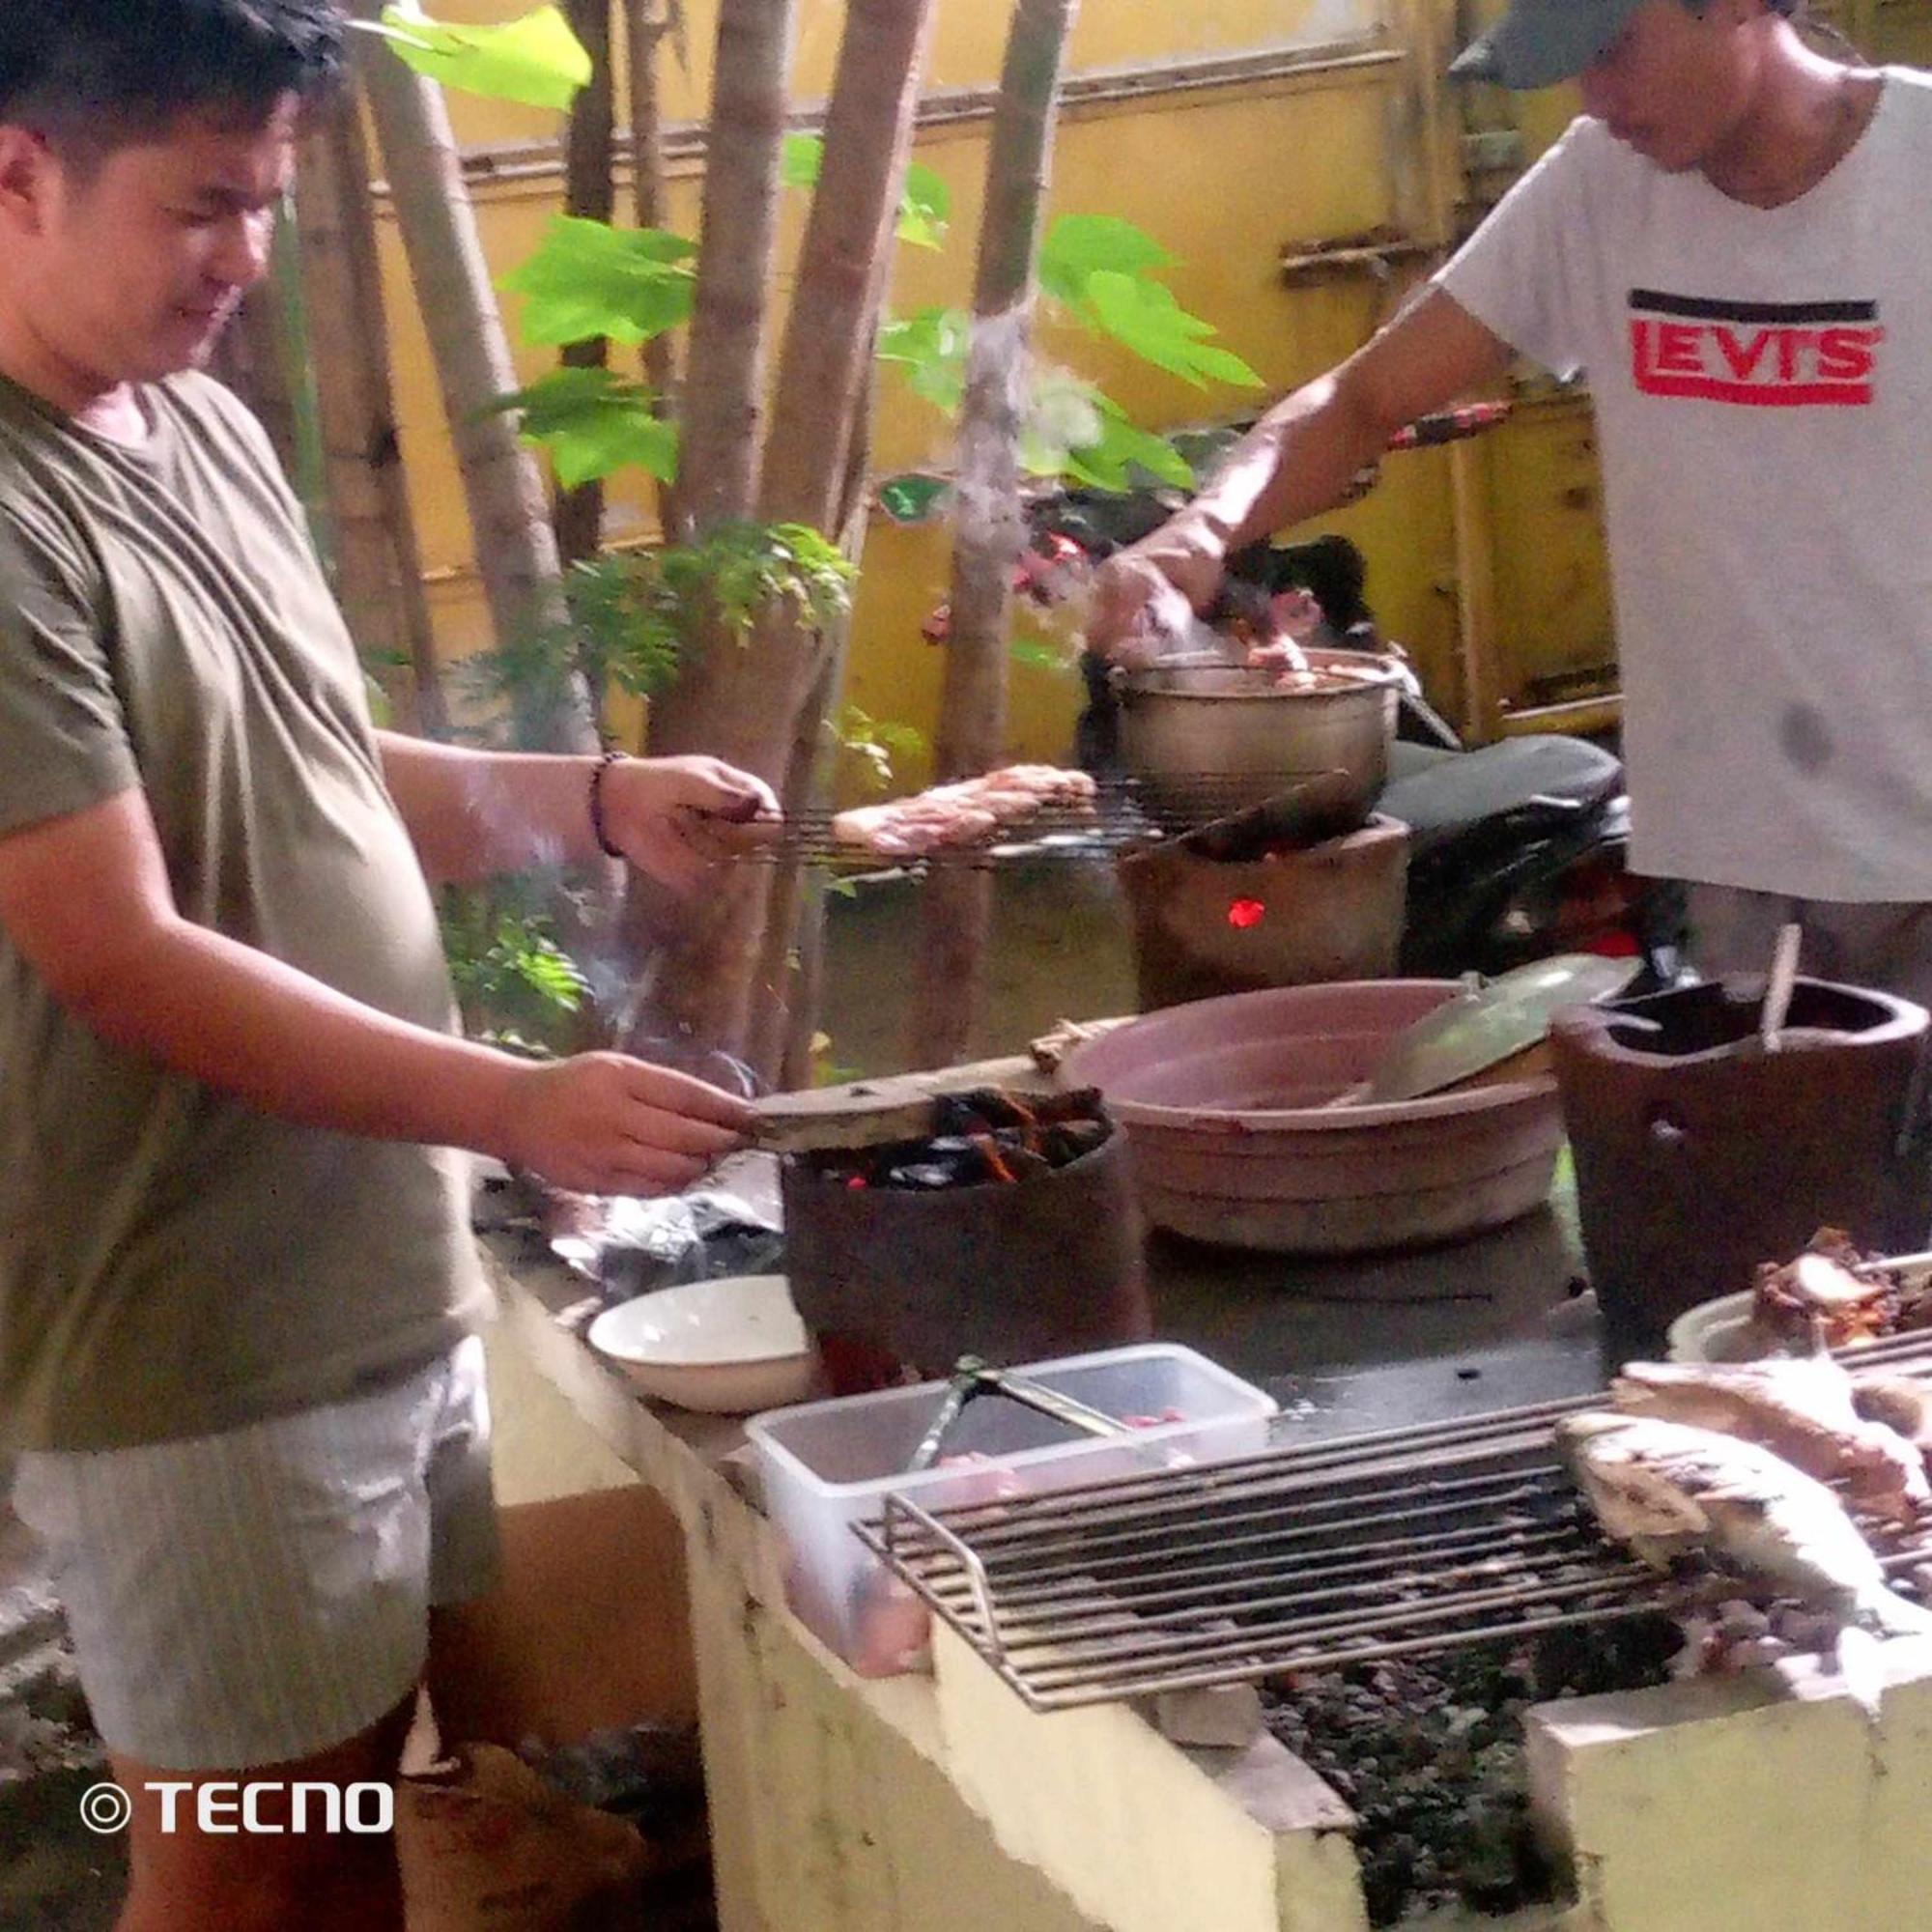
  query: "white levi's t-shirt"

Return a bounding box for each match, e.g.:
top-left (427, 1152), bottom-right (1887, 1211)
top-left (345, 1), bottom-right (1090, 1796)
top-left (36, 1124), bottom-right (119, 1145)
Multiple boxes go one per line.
top-left (1436, 70), bottom-right (1932, 901)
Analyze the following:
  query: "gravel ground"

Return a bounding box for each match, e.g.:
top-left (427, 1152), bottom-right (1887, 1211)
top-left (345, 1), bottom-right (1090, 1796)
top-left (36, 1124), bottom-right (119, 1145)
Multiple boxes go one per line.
top-left (0, 1506), bottom-right (123, 1932)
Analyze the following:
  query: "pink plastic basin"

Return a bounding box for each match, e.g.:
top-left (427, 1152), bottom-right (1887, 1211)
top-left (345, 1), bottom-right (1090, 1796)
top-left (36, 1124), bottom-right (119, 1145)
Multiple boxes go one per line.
top-left (1060, 981), bottom-right (1564, 1255)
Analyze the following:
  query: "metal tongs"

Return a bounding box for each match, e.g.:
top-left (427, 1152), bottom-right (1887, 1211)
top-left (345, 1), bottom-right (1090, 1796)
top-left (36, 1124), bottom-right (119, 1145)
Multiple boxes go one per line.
top-left (907, 1354), bottom-right (1132, 1474)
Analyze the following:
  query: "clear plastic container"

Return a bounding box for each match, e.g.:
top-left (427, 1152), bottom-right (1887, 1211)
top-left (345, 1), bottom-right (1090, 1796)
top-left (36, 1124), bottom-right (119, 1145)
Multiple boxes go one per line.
top-left (747, 1344), bottom-right (1276, 1672)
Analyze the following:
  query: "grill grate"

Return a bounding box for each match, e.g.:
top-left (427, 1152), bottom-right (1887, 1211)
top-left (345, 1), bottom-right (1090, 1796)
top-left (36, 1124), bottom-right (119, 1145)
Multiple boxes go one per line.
top-left (700, 773), bottom-right (1337, 868)
top-left (857, 1334), bottom-right (1932, 1712)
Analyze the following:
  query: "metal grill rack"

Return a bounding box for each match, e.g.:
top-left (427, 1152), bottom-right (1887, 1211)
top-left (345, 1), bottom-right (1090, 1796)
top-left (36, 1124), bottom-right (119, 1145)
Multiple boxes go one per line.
top-left (703, 773), bottom-right (1336, 867)
top-left (856, 1334), bottom-right (1932, 1712)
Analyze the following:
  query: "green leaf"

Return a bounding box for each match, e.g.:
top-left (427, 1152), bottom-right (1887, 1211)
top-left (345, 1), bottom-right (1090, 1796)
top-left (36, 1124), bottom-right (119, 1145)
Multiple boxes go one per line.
top-left (1089, 397), bottom-right (1197, 488)
top-left (1082, 271), bottom-right (1263, 389)
top-left (1175, 339), bottom-right (1266, 386)
top-left (1009, 637), bottom-right (1064, 670)
top-left (875, 472), bottom-right (952, 526)
top-left (876, 308), bottom-right (968, 413)
top-left (500, 216), bottom-right (696, 347)
top-left (785, 138), bottom-right (948, 246)
top-left (369, 5), bottom-right (591, 110)
top-left (897, 163), bottom-right (951, 248)
top-left (1062, 441), bottom-right (1128, 492)
top-left (1038, 213), bottom-right (1174, 307)
top-left (781, 133), bottom-right (824, 189)
top-left (1048, 391), bottom-right (1195, 493)
top-left (494, 367), bottom-right (679, 489)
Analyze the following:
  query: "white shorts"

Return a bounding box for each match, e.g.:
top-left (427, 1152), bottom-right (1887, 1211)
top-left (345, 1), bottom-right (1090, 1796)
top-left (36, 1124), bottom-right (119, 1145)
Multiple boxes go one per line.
top-left (12, 1336), bottom-right (497, 1772)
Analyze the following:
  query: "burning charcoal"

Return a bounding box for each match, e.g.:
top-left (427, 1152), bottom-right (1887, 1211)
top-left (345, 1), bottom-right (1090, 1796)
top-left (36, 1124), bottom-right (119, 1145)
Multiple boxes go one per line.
top-left (1034, 1086), bottom-right (1105, 1124)
top-left (877, 1136), bottom-right (993, 1189)
top-left (1771, 1606), bottom-right (1845, 1653)
top-left (995, 1141), bottom-right (1054, 1183)
top-left (1264, 1624), bottom-right (1677, 1926)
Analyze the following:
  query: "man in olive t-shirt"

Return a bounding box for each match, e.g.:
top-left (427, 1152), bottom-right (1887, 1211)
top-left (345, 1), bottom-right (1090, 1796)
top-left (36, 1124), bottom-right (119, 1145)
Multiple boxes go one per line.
top-left (0, 6), bottom-right (775, 1927)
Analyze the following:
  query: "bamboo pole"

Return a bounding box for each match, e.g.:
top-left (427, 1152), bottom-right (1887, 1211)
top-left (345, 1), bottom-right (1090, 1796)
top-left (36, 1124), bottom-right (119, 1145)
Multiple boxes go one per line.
top-left (911, 0), bottom-right (1081, 1070)
top-left (623, 0), bottom-right (683, 536)
top-left (554, 0), bottom-right (616, 572)
top-left (296, 94), bottom-right (450, 737)
top-left (350, 4), bottom-right (595, 752)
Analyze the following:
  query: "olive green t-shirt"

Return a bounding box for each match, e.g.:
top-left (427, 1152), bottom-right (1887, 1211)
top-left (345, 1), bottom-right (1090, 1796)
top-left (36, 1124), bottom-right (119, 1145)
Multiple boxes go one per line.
top-left (0, 370), bottom-right (489, 1451)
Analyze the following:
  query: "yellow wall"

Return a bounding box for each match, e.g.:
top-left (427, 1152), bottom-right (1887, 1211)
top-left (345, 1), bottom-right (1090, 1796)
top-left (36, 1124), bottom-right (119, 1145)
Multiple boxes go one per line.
top-left (372, 0), bottom-right (1931, 770)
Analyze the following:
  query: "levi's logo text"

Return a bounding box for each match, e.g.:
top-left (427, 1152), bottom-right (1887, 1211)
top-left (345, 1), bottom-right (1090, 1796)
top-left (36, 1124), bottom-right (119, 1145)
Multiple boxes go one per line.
top-left (1629, 289), bottom-right (1882, 408)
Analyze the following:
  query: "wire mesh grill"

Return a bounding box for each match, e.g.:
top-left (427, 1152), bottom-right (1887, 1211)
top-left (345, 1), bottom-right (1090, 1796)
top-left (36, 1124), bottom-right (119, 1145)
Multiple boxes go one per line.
top-left (856, 1334), bottom-right (1932, 1712)
top-left (701, 772), bottom-right (1338, 867)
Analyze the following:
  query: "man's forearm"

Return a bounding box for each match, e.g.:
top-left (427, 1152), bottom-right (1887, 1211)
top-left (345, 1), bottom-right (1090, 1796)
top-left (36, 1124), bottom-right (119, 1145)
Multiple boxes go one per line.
top-left (69, 911), bottom-right (522, 1153)
top-left (1183, 372), bottom-right (1390, 556)
top-left (379, 735), bottom-right (606, 883)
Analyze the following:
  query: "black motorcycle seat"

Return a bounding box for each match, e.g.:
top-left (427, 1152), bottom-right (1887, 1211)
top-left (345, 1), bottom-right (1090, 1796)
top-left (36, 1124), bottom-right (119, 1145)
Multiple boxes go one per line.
top-left (1378, 735), bottom-right (1623, 842)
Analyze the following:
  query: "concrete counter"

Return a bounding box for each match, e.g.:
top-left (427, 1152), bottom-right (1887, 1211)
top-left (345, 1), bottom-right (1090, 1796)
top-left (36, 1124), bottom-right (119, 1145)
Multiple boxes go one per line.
top-left (484, 1053), bottom-right (1932, 1932)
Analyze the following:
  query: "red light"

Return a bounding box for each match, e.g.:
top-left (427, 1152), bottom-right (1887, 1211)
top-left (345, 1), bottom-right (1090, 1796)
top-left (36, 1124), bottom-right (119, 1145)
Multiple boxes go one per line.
top-left (1228, 898), bottom-right (1266, 930)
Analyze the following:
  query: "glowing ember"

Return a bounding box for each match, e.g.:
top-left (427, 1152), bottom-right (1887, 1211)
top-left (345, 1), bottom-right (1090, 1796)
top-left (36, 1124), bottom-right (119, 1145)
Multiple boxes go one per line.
top-left (1227, 898), bottom-right (1266, 930)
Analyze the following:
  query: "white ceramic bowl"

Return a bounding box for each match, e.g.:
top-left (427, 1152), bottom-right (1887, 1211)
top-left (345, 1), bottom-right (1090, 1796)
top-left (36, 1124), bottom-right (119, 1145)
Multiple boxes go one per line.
top-left (588, 1275), bottom-right (819, 1413)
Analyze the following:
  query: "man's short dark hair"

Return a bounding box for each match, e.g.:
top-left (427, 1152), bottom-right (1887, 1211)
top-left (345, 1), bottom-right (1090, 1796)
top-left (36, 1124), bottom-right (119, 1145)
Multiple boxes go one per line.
top-left (0, 1), bottom-right (344, 161)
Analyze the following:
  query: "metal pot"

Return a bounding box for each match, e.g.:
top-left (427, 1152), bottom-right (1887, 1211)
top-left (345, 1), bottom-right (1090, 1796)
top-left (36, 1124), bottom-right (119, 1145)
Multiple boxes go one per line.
top-left (1112, 647), bottom-right (1403, 819)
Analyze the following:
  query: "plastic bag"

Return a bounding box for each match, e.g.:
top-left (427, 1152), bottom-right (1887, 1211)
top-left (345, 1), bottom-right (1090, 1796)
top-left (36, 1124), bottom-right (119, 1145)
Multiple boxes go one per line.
top-left (549, 1186), bottom-right (784, 1305)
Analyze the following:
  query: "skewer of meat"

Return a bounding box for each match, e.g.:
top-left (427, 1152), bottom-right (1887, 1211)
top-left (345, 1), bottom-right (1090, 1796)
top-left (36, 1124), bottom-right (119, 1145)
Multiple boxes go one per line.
top-left (831, 765), bottom-right (1096, 860)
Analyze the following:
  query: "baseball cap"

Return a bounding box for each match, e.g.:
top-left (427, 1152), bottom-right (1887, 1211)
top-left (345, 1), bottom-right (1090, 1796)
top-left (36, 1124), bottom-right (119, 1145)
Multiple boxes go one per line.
top-left (1450, 0), bottom-right (1648, 87)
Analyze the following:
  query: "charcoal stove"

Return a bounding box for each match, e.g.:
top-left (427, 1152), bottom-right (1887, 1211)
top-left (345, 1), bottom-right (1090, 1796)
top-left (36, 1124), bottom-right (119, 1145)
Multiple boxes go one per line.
top-left (780, 1088), bottom-right (1151, 1384)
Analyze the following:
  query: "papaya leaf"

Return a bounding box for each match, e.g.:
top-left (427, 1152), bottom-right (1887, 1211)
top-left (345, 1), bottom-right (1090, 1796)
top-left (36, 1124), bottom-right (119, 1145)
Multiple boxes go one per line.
top-left (1037, 213), bottom-right (1174, 306)
top-left (1081, 271), bottom-right (1263, 389)
top-left (501, 216), bottom-right (696, 347)
top-left (785, 138), bottom-right (950, 248)
top-left (492, 368), bottom-right (679, 489)
top-left (897, 163), bottom-right (952, 249)
top-left (369, 5), bottom-right (591, 110)
top-left (876, 308), bottom-right (969, 414)
top-left (781, 133), bottom-right (824, 188)
top-left (1086, 403), bottom-right (1197, 489)
top-left (1061, 440), bottom-right (1125, 491)
top-left (1009, 636), bottom-right (1065, 670)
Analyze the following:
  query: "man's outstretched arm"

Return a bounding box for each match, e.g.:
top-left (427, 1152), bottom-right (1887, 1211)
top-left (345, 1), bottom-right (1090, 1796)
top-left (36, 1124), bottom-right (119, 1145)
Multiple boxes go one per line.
top-left (0, 788), bottom-right (752, 1194)
top-left (1087, 290), bottom-right (1515, 655)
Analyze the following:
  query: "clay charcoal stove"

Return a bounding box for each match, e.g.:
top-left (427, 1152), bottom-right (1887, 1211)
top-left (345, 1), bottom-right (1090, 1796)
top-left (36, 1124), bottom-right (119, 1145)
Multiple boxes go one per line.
top-left (780, 1089), bottom-right (1151, 1381)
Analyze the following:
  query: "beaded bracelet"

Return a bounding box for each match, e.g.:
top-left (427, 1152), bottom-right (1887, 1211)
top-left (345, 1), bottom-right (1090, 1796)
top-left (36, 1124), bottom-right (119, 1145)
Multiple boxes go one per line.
top-left (587, 748), bottom-right (626, 860)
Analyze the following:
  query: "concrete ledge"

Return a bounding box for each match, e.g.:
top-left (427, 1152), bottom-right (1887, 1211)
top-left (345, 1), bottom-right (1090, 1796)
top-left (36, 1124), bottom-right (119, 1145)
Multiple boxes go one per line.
top-left (932, 1624), bottom-right (1370, 1932)
top-left (1526, 1638), bottom-right (1932, 1932)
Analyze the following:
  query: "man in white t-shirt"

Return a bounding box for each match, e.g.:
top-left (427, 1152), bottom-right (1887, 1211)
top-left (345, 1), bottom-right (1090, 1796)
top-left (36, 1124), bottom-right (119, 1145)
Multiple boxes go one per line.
top-left (1089, 0), bottom-right (1932, 1001)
